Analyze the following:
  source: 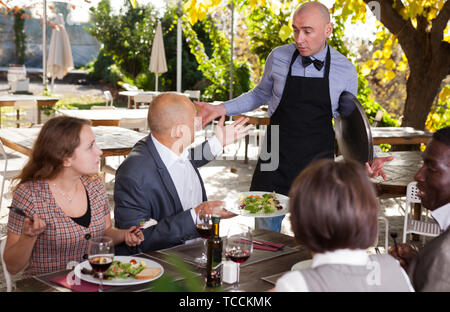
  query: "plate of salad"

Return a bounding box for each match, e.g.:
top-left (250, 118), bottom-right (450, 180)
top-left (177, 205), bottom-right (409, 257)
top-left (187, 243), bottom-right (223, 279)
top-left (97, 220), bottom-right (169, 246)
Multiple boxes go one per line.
top-left (74, 256), bottom-right (164, 286)
top-left (225, 191), bottom-right (289, 218)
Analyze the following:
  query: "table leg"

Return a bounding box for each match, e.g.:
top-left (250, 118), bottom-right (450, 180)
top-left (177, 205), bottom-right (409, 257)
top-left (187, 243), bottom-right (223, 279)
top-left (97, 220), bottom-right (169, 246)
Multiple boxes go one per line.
top-left (16, 109), bottom-right (20, 128)
top-left (412, 203), bottom-right (422, 241)
top-left (244, 135), bottom-right (249, 164)
top-left (37, 106), bottom-right (42, 124)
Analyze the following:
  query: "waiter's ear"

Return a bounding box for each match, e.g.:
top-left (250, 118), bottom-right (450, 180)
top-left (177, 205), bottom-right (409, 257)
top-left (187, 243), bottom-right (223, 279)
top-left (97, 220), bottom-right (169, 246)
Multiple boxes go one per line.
top-left (325, 22), bottom-right (333, 38)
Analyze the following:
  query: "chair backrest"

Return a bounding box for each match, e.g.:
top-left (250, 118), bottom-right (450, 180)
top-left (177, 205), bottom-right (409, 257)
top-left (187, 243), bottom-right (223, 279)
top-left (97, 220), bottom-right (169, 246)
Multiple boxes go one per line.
top-left (134, 94), bottom-right (154, 103)
top-left (103, 91), bottom-right (113, 106)
top-left (406, 181), bottom-right (421, 204)
top-left (7, 65), bottom-right (26, 83)
top-left (122, 83), bottom-right (139, 91)
top-left (0, 237), bottom-right (13, 292)
top-left (13, 100), bottom-right (38, 125)
top-left (133, 94), bottom-right (154, 109)
top-left (0, 140), bottom-right (8, 210)
top-left (185, 90), bottom-right (201, 101)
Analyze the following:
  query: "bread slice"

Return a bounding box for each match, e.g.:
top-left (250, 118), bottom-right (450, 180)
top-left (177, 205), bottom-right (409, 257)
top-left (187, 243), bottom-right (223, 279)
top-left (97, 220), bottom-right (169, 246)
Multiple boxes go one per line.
top-left (135, 267), bottom-right (162, 280)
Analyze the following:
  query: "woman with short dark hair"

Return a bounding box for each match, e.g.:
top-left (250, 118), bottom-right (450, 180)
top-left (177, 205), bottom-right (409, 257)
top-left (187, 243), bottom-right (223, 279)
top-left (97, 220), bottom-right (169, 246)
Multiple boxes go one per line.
top-left (274, 159), bottom-right (413, 291)
top-left (3, 116), bottom-right (144, 277)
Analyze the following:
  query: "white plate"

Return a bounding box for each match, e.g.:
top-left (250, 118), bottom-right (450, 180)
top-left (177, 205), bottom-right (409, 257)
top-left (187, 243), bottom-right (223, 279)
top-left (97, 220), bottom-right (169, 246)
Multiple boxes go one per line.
top-left (225, 191), bottom-right (289, 218)
top-left (74, 255), bottom-right (164, 286)
top-left (291, 259), bottom-right (313, 271)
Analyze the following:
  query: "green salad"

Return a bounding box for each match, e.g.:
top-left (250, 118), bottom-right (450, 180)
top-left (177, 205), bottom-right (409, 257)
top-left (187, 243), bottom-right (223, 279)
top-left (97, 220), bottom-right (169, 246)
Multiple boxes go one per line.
top-left (238, 192), bottom-right (283, 214)
top-left (104, 259), bottom-right (146, 279)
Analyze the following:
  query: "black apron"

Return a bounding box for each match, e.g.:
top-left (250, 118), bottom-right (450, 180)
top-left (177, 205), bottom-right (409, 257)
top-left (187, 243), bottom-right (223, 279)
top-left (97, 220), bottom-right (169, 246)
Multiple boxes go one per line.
top-left (250, 47), bottom-right (335, 196)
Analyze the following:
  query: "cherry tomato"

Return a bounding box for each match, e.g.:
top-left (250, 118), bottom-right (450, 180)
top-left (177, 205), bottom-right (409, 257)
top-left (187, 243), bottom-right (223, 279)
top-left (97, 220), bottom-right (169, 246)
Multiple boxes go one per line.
top-left (130, 259), bottom-right (137, 264)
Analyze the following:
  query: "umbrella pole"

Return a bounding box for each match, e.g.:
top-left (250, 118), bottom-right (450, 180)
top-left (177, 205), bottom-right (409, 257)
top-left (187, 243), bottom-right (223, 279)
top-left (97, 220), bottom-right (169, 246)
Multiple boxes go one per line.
top-left (51, 76), bottom-right (55, 94)
top-left (155, 74), bottom-right (159, 92)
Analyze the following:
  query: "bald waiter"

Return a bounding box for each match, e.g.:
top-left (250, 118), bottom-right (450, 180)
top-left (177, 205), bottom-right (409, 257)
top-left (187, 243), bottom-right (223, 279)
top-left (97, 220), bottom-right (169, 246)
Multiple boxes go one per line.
top-left (196, 1), bottom-right (392, 232)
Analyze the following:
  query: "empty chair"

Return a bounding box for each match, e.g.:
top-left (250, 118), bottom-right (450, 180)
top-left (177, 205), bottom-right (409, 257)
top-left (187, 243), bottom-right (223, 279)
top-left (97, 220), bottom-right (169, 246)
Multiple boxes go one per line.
top-left (133, 94), bottom-right (153, 109)
top-left (1, 237), bottom-right (13, 292)
top-left (104, 91), bottom-right (114, 106)
top-left (184, 90), bottom-right (201, 101)
top-left (0, 141), bottom-right (21, 211)
top-left (402, 181), bottom-right (441, 243)
top-left (3, 100), bottom-right (38, 128)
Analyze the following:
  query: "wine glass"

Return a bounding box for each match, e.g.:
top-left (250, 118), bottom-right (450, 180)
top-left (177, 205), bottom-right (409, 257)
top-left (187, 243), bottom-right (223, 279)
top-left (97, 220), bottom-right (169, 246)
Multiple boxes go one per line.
top-left (195, 211), bottom-right (213, 266)
top-left (87, 236), bottom-right (114, 292)
top-left (225, 224), bottom-right (253, 291)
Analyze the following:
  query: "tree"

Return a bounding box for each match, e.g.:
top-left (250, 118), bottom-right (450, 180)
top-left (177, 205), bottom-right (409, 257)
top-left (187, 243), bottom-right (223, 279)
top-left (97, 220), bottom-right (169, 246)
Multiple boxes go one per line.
top-left (337, 0), bottom-right (449, 130)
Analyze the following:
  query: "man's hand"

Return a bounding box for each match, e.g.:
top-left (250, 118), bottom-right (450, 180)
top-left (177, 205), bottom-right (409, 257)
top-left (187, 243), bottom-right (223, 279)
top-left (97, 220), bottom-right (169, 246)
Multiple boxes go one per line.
top-left (215, 115), bottom-right (253, 147)
top-left (195, 101), bottom-right (227, 127)
top-left (388, 243), bottom-right (418, 272)
top-left (194, 200), bottom-right (237, 220)
top-left (365, 155), bottom-right (394, 180)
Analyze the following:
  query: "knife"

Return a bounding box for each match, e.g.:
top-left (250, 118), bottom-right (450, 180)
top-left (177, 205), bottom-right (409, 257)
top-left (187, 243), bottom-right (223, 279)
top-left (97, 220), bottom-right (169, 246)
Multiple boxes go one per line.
top-left (8, 206), bottom-right (33, 222)
top-left (241, 238), bottom-right (284, 251)
top-left (130, 219), bottom-right (158, 234)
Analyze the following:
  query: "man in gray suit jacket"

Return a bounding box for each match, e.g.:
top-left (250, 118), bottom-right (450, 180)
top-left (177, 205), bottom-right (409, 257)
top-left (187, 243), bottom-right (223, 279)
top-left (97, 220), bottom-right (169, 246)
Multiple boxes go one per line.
top-left (114, 93), bottom-right (251, 254)
top-left (390, 127), bottom-right (450, 291)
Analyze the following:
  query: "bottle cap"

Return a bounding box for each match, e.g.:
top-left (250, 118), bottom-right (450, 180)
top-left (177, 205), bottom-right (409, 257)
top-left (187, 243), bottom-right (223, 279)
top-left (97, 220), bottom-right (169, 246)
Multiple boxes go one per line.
top-left (212, 216), bottom-right (221, 224)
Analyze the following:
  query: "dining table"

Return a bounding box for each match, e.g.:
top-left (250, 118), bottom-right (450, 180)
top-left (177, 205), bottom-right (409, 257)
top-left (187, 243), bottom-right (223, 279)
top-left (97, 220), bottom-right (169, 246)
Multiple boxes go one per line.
top-left (57, 108), bottom-right (148, 127)
top-left (0, 94), bottom-right (59, 125)
top-left (0, 126), bottom-right (147, 173)
top-left (14, 229), bottom-right (311, 292)
top-left (119, 90), bottom-right (193, 109)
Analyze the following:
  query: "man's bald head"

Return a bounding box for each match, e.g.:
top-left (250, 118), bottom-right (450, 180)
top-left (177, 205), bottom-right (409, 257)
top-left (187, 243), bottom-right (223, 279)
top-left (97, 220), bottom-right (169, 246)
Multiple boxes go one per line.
top-left (294, 1), bottom-right (330, 24)
top-left (148, 92), bottom-right (196, 136)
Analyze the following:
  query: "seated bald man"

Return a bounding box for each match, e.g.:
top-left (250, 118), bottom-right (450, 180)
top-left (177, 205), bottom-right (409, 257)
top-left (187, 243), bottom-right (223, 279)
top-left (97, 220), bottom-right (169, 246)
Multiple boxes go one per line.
top-left (114, 93), bottom-right (251, 254)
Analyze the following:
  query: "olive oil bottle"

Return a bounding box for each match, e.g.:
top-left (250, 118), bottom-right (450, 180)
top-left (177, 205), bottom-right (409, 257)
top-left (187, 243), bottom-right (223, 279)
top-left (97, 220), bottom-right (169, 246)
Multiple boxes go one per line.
top-left (206, 216), bottom-right (222, 287)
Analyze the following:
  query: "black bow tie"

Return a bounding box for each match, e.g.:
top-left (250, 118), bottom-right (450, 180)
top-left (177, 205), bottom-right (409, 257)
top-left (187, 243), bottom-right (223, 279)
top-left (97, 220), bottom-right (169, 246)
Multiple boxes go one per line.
top-left (302, 56), bottom-right (324, 71)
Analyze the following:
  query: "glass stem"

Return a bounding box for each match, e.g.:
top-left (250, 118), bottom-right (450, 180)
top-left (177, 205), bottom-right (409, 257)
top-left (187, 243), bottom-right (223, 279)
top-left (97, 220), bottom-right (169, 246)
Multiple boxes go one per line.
top-left (235, 263), bottom-right (240, 289)
top-left (203, 238), bottom-right (207, 259)
top-left (98, 272), bottom-right (104, 292)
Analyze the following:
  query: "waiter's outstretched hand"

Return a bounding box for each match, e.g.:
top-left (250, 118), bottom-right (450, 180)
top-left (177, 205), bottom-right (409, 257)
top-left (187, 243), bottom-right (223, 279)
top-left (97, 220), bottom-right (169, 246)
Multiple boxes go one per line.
top-left (365, 156), bottom-right (394, 180)
top-left (195, 101), bottom-right (227, 127)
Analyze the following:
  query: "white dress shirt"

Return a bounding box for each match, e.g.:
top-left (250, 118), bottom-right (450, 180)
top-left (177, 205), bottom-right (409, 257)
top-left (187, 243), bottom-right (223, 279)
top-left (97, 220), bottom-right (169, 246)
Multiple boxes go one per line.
top-left (151, 134), bottom-right (223, 222)
top-left (431, 202), bottom-right (450, 232)
top-left (274, 249), bottom-right (414, 292)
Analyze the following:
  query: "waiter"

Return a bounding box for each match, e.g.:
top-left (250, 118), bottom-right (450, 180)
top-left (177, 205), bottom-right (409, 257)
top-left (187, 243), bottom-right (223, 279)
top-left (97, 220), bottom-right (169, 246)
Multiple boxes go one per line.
top-left (196, 1), bottom-right (392, 232)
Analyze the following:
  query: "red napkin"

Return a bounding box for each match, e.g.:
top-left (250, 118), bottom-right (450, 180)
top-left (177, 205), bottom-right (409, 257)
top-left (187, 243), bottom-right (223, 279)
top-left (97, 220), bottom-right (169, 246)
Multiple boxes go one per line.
top-left (252, 240), bottom-right (284, 252)
top-left (237, 239), bottom-right (284, 252)
top-left (50, 274), bottom-right (112, 292)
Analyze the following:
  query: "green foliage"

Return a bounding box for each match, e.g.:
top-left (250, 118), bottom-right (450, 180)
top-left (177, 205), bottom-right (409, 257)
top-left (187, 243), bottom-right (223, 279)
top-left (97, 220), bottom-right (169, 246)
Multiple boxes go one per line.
top-left (245, 2), bottom-right (293, 67)
top-left (12, 8), bottom-right (26, 64)
top-left (85, 0), bottom-right (207, 92)
top-left (183, 15), bottom-right (252, 101)
top-left (150, 254), bottom-right (207, 292)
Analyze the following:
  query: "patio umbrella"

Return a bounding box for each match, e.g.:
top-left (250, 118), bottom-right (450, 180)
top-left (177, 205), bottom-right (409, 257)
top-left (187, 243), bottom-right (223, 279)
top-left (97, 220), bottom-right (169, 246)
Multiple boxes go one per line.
top-left (149, 22), bottom-right (168, 91)
top-left (47, 13), bottom-right (74, 93)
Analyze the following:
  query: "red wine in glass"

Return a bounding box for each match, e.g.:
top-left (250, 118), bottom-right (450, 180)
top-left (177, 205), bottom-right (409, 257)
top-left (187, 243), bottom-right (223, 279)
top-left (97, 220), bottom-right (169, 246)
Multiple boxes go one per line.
top-left (89, 255), bottom-right (113, 273)
top-left (196, 224), bottom-right (212, 239)
top-left (226, 249), bottom-right (250, 264)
